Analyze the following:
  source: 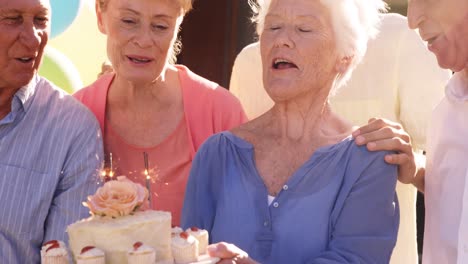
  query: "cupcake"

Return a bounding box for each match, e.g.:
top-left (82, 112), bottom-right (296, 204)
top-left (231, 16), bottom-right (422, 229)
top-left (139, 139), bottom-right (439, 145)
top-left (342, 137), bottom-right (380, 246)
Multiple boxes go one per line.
top-left (127, 241), bottom-right (156, 264)
top-left (40, 240), bottom-right (69, 264)
top-left (186, 227), bottom-right (209, 255)
top-left (171, 232), bottom-right (199, 264)
top-left (76, 246), bottom-right (105, 264)
top-left (172, 226), bottom-right (184, 237)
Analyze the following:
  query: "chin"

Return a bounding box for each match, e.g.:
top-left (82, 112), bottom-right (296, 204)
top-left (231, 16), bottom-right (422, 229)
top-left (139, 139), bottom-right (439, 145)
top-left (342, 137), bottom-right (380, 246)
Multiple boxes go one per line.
top-left (435, 53), bottom-right (457, 71)
top-left (122, 72), bottom-right (159, 84)
top-left (12, 72), bottom-right (35, 88)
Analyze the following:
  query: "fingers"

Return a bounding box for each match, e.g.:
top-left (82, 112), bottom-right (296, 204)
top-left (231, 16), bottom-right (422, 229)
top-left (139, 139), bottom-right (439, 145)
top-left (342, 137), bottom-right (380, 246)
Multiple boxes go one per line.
top-left (209, 243), bottom-right (257, 264)
top-left (384, 152), bottom-right (411, 165)
top-left (355, 128), bottom-right (411, 151)
top-left (383, 147), bottom-right (417, 184)
top-left (208, 243), bottom-right (247, 259)
top-left (352, 118), bottom-right (419, 185)
top-left (365, 137), bottom-right (413, 155)
top-left (217, 260), bottom-right (236, 264)
top-left (353, 118), bottom-right (402, 138)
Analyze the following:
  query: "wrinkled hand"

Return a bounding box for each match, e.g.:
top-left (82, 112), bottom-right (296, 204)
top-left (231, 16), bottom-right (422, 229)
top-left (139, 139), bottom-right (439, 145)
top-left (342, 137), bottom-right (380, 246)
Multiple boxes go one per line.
top-left (352, 118), bottom-right (417, 184)
top-left (207, 242), bottom-right (259, 264)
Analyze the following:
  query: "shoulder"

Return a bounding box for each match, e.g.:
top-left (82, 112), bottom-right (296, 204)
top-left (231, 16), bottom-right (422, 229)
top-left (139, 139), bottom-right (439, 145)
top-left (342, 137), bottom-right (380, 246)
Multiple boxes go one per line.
top-left (73, 74), bottom-right (113, 104)
top-left (235, 42), bottom-right (261, 64)
top-left (380, 13), bottom-right (407, 29)
top-left (346, 139), bottom-right (395, 169)
top-left (178, 65), bottom-right (245, 113)
top-left (197, 132), bottom-right (238, 153)
top-left (373, 13), bottom-right (409, 45)
top-left (195, 132), bottom-right (249, 159)
top-left (342, 139), bottom-right (398, 186)
top-left (36, 77), bottom-right (100, 134)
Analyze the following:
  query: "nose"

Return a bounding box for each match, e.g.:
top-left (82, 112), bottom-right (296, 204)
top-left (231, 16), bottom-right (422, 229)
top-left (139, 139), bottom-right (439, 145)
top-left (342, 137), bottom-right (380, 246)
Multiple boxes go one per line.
top-left (273, 27), bottom-right (295, 49)
top-left (132, 26), bottom-right (154, 48)
top-left (19, 21), bottom-right (42, 50)
top-left (407, 0), bottom-right (425, 29)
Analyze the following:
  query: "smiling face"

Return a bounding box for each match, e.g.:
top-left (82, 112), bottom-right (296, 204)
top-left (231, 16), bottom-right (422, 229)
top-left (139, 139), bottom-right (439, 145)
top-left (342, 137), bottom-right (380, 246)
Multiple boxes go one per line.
top-left (260, 0), bottom-right (340, 103)
top-left (408, 0), bottom-right (468, 71)
top-left (0, 0), bottom-right (50, 89)
top-left (97, 0), bottom-right (184, 84)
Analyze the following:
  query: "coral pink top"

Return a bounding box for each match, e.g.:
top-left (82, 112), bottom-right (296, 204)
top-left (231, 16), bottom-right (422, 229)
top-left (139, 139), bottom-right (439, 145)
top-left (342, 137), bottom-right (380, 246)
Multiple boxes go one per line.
top-left (105, 116), bottom-right (191, 226)
top-left (74, 65), bottom-right (247, 225)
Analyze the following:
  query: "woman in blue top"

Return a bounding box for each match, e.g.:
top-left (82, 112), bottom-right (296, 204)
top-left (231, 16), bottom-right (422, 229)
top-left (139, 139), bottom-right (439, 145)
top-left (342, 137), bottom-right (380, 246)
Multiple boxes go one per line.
top-left (182, 0), bottom-right (399, 263)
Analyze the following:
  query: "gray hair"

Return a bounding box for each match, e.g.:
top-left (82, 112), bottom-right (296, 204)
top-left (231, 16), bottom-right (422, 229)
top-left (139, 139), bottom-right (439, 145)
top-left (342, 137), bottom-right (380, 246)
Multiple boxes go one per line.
top-left (249, 0), bottom-right (387, 94)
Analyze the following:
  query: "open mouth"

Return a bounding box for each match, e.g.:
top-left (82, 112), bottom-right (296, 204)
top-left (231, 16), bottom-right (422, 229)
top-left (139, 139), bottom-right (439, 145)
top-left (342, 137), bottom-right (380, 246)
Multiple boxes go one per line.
top-left (16, 57), bottom-right (34, 63)
top-left (272, 58), bottom-right (298, 70)
top-left (127, 56), bottom-right (153, 64)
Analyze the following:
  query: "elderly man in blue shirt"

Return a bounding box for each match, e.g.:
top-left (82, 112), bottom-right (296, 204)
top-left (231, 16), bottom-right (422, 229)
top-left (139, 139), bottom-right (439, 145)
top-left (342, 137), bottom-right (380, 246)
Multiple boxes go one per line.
top-left (0, 0), bottom-right (103, 263)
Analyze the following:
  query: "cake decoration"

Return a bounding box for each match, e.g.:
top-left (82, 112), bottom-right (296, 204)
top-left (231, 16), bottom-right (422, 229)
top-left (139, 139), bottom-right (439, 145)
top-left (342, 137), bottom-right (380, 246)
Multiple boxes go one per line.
top-left (40, 240), bottom-right (68, 264)
top-left (84, 176), bottom-right (148, 218)
top-left (186, 227), bottom-right (209, 255)
top-left (127, 241), bottom-right (157, 264)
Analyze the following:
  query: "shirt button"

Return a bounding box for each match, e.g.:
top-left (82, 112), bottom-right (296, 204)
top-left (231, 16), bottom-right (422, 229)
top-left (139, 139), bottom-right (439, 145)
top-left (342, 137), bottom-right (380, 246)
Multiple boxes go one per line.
top-left (273, 202), bottom-right (279, 208)
top-left (263, 221), bottom-right (269, 227)
top-left (282, 185), bottom-right (289, 191)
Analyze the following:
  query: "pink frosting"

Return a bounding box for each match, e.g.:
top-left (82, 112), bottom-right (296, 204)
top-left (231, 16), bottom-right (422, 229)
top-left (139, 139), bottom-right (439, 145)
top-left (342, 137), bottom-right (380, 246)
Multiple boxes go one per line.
top-left (85, 176), bottom-right (149, 217)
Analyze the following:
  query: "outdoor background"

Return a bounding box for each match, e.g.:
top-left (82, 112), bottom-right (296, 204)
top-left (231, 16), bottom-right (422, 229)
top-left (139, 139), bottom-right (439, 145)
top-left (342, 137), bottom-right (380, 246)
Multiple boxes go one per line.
top-left (45, 0), bottom-right (409, 92)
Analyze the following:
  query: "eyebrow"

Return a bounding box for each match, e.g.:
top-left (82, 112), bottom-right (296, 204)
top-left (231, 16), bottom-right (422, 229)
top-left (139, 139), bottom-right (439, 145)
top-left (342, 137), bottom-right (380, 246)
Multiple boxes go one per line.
top-left (265, 13), bottom-right (326, 25)
top-left (118, 7), bottom-right (175, 19)
top-left (0, 8), bottom-right (49, 16)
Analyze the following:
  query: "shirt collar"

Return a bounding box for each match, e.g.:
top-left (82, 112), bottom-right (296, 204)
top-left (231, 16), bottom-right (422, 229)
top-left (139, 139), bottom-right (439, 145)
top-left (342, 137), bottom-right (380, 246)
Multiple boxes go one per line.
top-left (13, 74), bottom-right (39, 113)
top-left (445, 71), bottom-right (468, 104)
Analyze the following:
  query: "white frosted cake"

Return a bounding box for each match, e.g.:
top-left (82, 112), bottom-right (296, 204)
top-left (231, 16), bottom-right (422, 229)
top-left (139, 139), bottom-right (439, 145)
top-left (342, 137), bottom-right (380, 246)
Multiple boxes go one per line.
top-left (127, 242), bottom-right (157, 264)
top-left (68, 210), bottom-right (171, 264)
top-left (66, 176), bottom-right (218, 264)
top-left (67, 176), bottom-right (172, 264)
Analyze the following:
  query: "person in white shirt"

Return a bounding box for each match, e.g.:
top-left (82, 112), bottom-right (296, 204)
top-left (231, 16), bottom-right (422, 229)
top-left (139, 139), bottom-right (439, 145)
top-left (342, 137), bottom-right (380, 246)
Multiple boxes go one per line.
top-left (354, 2), bottom-right (468, 264)
top-left (407, 2), bottom-right (467, 264)
top-left (230, 12), bottom-right (451, 264)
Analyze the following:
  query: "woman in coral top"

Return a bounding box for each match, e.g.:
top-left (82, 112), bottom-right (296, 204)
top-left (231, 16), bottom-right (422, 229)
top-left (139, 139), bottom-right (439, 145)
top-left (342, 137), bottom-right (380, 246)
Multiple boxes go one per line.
top-left (73, 0), bottom-right (247, 226)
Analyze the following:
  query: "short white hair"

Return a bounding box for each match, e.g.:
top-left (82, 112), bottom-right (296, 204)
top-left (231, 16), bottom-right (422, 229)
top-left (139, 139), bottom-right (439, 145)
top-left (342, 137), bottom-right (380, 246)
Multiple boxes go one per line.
top-left (249, 0), bottom-right (387, 94)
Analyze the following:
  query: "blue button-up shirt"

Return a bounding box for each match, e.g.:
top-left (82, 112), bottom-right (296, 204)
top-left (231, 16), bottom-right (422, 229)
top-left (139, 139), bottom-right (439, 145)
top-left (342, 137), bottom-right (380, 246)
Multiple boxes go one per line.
top-left (0, 76), bottom-right (103, 263)
top-left (182, 132), bottom-right (399, 263)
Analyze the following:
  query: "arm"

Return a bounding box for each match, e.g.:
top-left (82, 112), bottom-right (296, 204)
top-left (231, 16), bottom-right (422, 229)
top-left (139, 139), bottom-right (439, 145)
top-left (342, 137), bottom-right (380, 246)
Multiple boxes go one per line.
top-left (212, 87), bottom-right (248, 131)
top-left (181, 136), bottom-right (220, 231)
top-left (309, 151), bottom-right (399, 263)
top-left (43, 119), bottom-right (103, 243)
top-left (182, 136), bottom-right (259, 264)
top-left (352, 21), bottom-right (450, 191)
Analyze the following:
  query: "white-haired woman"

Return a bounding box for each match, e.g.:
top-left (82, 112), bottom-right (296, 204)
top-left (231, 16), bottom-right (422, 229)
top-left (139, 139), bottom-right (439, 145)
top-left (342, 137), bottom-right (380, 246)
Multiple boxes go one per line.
top-left (181, 0), bottom-right (398, 263)
top-left (73, 0), bottom-right (247, 226)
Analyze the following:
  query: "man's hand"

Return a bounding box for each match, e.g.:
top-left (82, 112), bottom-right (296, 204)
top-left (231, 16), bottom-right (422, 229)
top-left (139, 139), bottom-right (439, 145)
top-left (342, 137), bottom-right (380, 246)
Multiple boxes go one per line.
top-left (207, 242), bottom-right (259, 264)
top-left (352, 118), bottom-right (419, 185)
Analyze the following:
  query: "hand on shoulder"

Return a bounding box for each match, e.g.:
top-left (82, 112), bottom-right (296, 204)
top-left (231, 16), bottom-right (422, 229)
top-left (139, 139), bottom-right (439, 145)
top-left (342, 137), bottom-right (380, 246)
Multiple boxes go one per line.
top-left (352, 118), bottom-right (424, 189)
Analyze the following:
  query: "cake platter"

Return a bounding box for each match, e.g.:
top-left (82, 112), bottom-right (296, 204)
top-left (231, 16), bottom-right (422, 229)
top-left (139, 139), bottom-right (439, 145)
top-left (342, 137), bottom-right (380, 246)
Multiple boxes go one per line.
top-left (155, 254), bottom-right (220, 264)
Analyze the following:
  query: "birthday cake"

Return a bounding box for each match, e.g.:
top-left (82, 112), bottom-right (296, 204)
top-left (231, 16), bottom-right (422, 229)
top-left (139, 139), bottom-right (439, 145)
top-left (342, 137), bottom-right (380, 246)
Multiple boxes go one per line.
top-left (67, 176), bottom-right (172, 264)
top-left (66, 176), bottom-right (217, 264)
